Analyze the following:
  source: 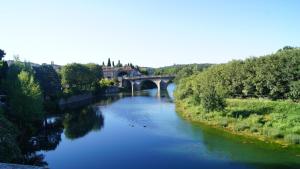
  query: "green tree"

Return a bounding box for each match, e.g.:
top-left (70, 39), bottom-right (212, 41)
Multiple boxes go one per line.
top-left (0, 49), bottom-right (5, 60)
top-left (289, 80), bottom-right (300, 101)
top-left (5, 65), bottom-right (44, 128)
top-left (107, 58), bottom-right (111, 67)
top-left (117, 60), bottom-right (122, 67)
top-left (60, 63), bottom-right (103, 94)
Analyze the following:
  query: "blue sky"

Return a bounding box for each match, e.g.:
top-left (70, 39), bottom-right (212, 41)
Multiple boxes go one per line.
top-left (1, 0), bottom-right (299, 67)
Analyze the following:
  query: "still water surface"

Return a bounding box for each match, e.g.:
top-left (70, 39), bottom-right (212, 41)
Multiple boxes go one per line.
top-left (38, 84), bottom-right (300, 169)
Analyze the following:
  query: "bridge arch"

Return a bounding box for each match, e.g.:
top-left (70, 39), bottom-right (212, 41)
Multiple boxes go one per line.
top-left (139, 79), bottom-right (158, 90)
top-left (117, 70), bottom-right (129, 77)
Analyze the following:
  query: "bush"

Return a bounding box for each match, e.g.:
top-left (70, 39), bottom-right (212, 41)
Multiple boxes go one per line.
top-left (201, 85), bottom-right (226, 112)
top-left (99, 79), bottom-right (116, 88)
top-left (218, 118), bottom-right (228, 127)
top-left (263, 128), bottom-right (284, 139)
top-left (234, 122), bottom-right (250, 131)
top-left (284, 134), bottom-right (300, 144)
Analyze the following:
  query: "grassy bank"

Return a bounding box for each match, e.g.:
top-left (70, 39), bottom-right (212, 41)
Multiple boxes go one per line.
top-left (176, 98), bottom-right (300, 146)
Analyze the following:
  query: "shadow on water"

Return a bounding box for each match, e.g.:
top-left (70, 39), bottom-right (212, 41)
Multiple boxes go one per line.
top-left (185, 122), bottom-right (300, 169)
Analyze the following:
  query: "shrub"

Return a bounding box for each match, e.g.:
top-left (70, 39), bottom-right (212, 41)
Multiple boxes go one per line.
top-left (263, 128), bottom-right (284, 139)
top-left (234, 122), bottom-right (250, 131)
top-left (201, 84), bottom-right (226, 112)
top-left (218, 118), bottom-right (229, 127)
top-left (284, 134), bottom-right (300, 144)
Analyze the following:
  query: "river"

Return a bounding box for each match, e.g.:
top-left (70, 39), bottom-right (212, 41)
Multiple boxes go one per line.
top-left (29, 84), bottom-right (300, 169)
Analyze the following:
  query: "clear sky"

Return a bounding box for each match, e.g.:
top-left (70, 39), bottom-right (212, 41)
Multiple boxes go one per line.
top-left (1, 0), bottom-right (300, 67)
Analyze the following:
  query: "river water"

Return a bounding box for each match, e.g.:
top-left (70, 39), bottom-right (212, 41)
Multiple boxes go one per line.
top-left (34, 84), bottom-right (300, 169)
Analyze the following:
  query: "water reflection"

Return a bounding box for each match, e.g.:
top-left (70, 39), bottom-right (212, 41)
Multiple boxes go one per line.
top-left (63, 107), bottom-right (104, 139)
top-left (17, 84), bottom-right (300, 169)
top-left (21, 117), bottom-right (64, 166)
top-left (187, 123), bottom-right (300, 169)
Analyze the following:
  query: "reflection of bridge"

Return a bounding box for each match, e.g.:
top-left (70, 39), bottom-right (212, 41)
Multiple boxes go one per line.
top-left (121, 75), bottom-right (175, 93)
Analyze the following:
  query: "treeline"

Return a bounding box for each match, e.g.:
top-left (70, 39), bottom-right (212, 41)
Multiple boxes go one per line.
top-left (175, 46), bottom-right (300, 145)
top-left (0, 50), bottom-right (117, 163)
top-left (102, 58), bottom-right (136, 68)
top-left (154, 63), bottom-right (212, 83)
top-left (175, 46), bottom-right (300, 112)
top-left (0, 53), bottom-right (44, 162)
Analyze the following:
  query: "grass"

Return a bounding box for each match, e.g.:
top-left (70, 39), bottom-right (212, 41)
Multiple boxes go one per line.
top-left (175, 98), bottom-right (300, 145)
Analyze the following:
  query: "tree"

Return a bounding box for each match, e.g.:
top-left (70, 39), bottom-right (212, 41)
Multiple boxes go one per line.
top-left (33, 65), bottom-right (62, 98)
top-left (112, 61), bottom-right (115, 67)
top-left (117, 60), bottom-right (122, 67)
top-left (60, 63), bottom-right (103, 94)
top-left (289, 80), bottom-right (300, 101)
top-left (107, 58), bottom-right (111, 67)
top-left (201, 84), bottom-right (226, 112)
top-left (5, 65), bottom-right (44, 128)
top-left (0, 49), bottom-right (5, 60)
top-left (102, 61), bottom-right (105, 66)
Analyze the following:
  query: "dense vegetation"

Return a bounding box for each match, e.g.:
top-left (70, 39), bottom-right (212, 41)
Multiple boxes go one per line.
top-left (0, 52), bottom-right (46, 163)
top-left (175, 47), bottom-right (300, 145)
top-left (154, 63), bottom-right (212, 83)
top-left (59, 63), bottom-right (103, 95)
top-left (0, 51), bottom-right (116, 164)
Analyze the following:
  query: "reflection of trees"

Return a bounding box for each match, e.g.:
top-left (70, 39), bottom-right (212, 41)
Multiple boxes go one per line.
top-left (189, 124), bottom-right (300, 169)
top-left (63, 106), bottom-right (104, 139)
top-left (20, 116), bottom-right (64, 167)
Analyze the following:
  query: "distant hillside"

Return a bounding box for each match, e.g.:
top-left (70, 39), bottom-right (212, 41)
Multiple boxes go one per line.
top-left (154, 63), bottom-right (213, 83)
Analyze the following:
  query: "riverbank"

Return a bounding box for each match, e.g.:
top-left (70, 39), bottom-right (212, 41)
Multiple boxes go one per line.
top-left (0, 163), bottom-right (45, 169)
top-left (175, 98), bottom-right (300, 146)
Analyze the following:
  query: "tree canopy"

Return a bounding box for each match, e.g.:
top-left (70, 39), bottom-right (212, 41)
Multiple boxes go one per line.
top-left (175, 47), bottom-right (300, 112)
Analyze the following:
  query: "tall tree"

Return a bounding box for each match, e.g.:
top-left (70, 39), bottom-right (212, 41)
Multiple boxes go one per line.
top-left (107, 58), bottom-right (111, 67)
top-left (0, 49), bottom-right (5, 60)
top-left (112, 61), bottom-right (115, 67)
top-left (117, 60), bottom-right (122, 67)
top-left (5, 65), bottom-right (44, 128)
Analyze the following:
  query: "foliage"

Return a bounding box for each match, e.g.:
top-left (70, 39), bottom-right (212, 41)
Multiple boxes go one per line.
top-left (175, 47), bottom-right (300, 102)
top-left (60, 63), bottom-right (103, 94)
top-left (176, 98), bottom-right (300, 145)
top-left (175, 47), bottom-right (300, 145)
top-left (99, 78), bottom-right (117, 88)
top-left (155, 63), bottom-right (212, 82)
top-left (0, 49), bottom-right (5, 60)
top-left (0, 109), bottom-right (22, 163)
top-left (116, 60), bottom-right (123, 67)
top-left (0, 61), bottom-right (8, 82)
top-left (4, 63), bottom-right (44, 128)
top-left (107, 58), bottom-right (111, 67)
top-left (33, 64), bottom-right (62, 97)
top-left (288, 80), bottom-right (300, 101)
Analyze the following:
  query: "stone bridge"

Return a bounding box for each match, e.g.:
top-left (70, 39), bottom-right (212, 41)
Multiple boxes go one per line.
top-left (121, 75), bottom-right (175, 93)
